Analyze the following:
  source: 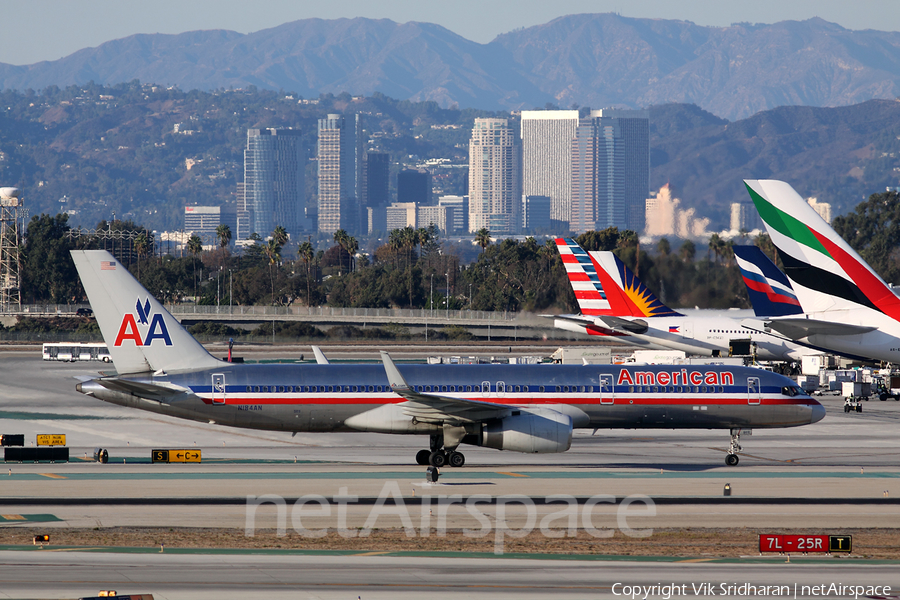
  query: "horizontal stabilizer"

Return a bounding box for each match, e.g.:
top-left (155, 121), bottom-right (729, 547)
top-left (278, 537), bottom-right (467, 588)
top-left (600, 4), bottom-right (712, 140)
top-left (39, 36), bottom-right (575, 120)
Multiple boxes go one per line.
top-left (742, 317), bottom-right (877, 340)
top-left (82, 378), bottom-right (193, 403)
top-left (596, 316), bottom-right (649, 334)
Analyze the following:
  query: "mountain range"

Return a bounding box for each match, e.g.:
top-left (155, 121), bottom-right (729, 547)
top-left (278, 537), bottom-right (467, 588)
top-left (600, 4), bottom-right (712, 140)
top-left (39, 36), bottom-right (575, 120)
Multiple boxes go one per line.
top-left (2, 14), bottom-right (900, 120)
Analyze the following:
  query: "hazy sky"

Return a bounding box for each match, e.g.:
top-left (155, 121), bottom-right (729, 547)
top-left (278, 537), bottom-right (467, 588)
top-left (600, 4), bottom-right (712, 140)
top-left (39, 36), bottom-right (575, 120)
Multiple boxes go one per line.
top-left (2, 0), bottom-right (899, 65)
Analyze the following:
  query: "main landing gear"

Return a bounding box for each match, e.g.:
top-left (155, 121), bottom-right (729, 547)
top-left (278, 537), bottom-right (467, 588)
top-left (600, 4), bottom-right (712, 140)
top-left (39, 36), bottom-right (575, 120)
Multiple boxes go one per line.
top-left (415, 433), bottom-right (466, 468)
top-left (725, 428), bottom-right (743, 466)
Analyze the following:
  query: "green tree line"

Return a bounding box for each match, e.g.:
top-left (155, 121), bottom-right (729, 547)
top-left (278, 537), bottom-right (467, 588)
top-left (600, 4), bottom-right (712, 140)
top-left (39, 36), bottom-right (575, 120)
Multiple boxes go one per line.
top-left (20, 189), bottom-right (900, 312)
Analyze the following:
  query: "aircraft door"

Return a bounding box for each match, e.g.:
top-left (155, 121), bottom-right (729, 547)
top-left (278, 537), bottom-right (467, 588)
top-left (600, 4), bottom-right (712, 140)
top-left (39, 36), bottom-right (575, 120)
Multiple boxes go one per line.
top-left (482, 381), bottom-right (491, 398)
top-left (681, 322), bottom-right (693, 339)
top-left (599, 374), bottom-right (614, 405)
top-left (747, 376), bottom-right (761, 405)
top-left (497, 381), bottom-right (506, 397)
top-left (212, 373), bottom-right (226, 405)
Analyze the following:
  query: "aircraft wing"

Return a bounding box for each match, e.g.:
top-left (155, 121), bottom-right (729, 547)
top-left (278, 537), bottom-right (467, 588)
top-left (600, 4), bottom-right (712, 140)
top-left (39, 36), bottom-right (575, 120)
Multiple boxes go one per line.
top-left (311, 345), bottom-right (330, 364)
top-left (742, 317), bottom-right (877, 340)
top-left (380, 351), bottom-right (512, 424)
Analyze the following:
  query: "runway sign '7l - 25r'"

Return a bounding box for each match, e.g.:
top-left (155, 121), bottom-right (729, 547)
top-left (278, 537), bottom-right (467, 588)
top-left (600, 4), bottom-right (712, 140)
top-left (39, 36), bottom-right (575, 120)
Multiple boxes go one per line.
top-left (759, 534), bottom-right (852, 553)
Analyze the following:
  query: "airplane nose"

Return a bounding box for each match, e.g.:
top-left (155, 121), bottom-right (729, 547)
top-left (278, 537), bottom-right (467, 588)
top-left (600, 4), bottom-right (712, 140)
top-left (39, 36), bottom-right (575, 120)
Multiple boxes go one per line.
top-left (809, 401), bottom-right (826, 424)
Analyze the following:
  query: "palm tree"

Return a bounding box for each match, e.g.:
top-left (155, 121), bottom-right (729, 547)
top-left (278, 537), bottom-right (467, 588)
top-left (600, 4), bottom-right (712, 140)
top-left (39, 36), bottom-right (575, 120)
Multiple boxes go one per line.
top-left (187, 234), bottom-right (203, 298)
top-left (216, 224), bottom-right (232, 250)
top-left (264, 237), bottom-right (282, 305)
top-left (333, 229), bottom-right (349, 274)
top-left (272, 225), bottom-right (288, 248)
top-left (346, 236), bottom-right (359, 273)
top-left (474, 228), bottom-right (491, 254)
top-left (418, 226), bottom-right (436, 269)
top-left (401, 226), bottom-right (418, 267)
top-left (134, 232), bottom-right (149, 279)
top-left (298, 240), bottom-right (314, 307)
top-left (215, 224), bottom-right (232, 271)
top-left (388, 229), bottom-right (403, 269)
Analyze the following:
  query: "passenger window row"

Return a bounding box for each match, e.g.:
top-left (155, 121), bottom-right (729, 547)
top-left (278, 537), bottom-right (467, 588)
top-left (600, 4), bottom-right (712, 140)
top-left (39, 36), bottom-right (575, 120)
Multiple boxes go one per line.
top-left (241, 384), bottom-right (732, 395)
top-left (240, 384), bottom-right (607, 394)
top-left (244, 385), bottom-right (389, 393)
top-left (627, 386), bottom-right (725, 394)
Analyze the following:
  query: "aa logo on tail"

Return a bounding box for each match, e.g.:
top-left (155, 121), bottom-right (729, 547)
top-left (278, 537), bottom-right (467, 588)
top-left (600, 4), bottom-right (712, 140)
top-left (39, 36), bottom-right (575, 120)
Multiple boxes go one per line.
top-left (114, 298), bottom-right (172, 346)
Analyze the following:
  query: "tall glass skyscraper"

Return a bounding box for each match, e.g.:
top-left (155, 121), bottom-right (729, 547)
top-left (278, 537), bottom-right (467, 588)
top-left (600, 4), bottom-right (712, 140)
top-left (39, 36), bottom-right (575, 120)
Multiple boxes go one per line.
top-left (468, 118), bottom-right (521, 235)
top-left (243, 128), bottom-right (304, 239)
top-left (317, 113), bottom-right (362, 235)
top-left (570, 109), bottom-right (648, 234)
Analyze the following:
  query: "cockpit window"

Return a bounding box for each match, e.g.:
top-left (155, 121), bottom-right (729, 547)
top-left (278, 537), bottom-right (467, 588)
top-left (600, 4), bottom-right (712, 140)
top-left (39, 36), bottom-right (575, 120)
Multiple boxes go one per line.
top-left (781, 385), bottom-right (803, 397)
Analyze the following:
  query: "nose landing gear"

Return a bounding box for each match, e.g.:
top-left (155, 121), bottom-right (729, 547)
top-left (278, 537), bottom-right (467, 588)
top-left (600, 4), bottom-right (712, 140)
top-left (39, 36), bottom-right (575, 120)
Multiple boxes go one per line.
top-left (725, 428), bottom-right (746, 466)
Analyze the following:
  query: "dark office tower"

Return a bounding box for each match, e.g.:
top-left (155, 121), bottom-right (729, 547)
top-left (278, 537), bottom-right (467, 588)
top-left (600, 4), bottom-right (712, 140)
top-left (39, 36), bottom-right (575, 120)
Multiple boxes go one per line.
top-left (363, 152), bottom-right (390, 208)
top-left (397, 169), bottom-right (431, 205)
top-left (243, 128), bottom-right (304, 239)
top-left (569, 109), bottom-right (648, 234)
top-left (317, 113), bottom-right (363, 235)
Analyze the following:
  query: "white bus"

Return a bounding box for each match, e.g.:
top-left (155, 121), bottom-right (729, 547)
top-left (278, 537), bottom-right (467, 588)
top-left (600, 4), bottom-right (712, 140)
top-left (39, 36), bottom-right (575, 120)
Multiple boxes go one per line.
top-left (42, 342), bottom-right (111, 362)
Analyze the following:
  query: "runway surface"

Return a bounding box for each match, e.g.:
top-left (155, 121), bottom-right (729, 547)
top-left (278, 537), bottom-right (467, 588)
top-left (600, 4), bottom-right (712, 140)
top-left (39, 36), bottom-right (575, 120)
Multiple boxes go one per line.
top-left (1, 349), bottom-right (899, 598)
top-left (0, 551), bottom-right (898, 599)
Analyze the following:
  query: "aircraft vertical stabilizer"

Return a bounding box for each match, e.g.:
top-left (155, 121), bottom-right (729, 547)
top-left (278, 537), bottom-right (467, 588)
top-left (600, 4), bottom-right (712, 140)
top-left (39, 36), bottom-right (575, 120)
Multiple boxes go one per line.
top-left (71, 250), bottom-right (222, 374)
top-left (589, 251), bottom-right (682, 318)
top-left (744, 179), bottom-right (900, 321)
top-left (733, 245), bottom-right (803, 317)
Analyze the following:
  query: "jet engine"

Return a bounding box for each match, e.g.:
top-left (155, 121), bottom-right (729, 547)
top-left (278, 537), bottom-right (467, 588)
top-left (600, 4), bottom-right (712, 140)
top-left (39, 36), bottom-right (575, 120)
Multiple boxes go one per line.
top-left (474, 408), bottom-right (573, 453)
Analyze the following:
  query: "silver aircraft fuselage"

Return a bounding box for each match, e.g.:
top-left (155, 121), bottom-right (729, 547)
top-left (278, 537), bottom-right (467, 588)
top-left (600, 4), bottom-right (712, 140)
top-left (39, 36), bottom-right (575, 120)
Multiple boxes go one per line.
top-left (77, 362), bottom-right (824, 434)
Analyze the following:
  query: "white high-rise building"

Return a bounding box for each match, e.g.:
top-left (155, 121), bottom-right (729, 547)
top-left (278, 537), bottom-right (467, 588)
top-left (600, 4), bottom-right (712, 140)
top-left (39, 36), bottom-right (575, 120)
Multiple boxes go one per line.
top-left (807, 197), bottom-right (832, 223)
top-left (468, 118), bottom-right (521, 235)
top-left (318, 114), bottom-right (363, 235)
top-left (386, 202), bottom-right (417, 230)
top-left (520, 110), bottom-right (579, 227)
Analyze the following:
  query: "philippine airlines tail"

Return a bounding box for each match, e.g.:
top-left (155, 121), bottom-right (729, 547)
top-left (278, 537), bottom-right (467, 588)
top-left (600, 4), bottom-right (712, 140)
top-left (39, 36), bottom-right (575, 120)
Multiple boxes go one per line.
top-left (71, 250), bottom-right (222, 374)
top-left (744, 180), bottom-right (900, 321)
top-left (732, 245), bottom-right (803, 317)
top-left (555, 238), bottom-right (681, 318)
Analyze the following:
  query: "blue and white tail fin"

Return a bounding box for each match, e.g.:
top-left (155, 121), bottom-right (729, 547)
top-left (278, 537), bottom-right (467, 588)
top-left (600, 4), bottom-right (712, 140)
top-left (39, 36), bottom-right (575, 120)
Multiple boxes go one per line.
top-left (732, 245), bottom-right (803, 317)
top-left (71, 250), bottom-right (222, 374)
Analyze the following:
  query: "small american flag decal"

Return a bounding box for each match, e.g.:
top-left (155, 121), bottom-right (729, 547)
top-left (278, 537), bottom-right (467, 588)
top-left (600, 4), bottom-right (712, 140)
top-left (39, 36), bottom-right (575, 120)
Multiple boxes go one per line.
top-left (100, 261), bottom-right (116, 270)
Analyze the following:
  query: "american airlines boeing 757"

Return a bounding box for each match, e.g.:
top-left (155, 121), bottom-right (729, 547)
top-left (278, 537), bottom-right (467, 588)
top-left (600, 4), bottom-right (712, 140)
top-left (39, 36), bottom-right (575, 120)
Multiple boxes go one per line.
top-left (72, 249), bottom-right (823, 467)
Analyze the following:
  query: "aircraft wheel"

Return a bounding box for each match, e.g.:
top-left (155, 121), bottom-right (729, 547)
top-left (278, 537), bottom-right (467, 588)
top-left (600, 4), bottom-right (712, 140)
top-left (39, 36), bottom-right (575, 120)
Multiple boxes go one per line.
top-left (416, 449), bottom-right (431, 465)
top-left (429, 451), bottom-right (447, 468)
top-left (725, 454), bottom-right (739, 467)
top-left (448, 451), bottom-right (465, 468)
